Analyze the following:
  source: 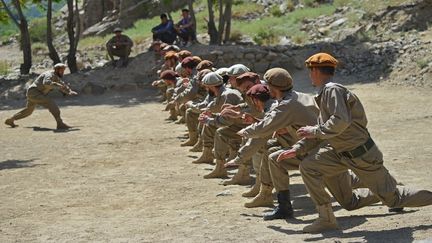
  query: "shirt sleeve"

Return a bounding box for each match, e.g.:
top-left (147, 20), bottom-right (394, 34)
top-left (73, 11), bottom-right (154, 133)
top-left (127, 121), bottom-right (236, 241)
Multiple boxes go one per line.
top-left (313, 86), bottom-right (351, 139)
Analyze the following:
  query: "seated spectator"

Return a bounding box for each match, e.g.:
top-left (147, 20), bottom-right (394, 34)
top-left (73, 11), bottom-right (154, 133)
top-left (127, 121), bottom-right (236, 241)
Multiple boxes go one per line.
top-left (152, 14), bottom-right (177, 44)
top-left (175, 9), bottom-right (195, 47)
top-left (106, 27), bottom-right (133, 67)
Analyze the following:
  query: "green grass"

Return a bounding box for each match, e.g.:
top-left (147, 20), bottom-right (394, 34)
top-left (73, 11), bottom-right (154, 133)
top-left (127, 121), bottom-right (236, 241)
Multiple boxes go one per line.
top-left (232, 4), bottom-right (336, 44)
top-left (0, 60), bottom-right (9, 75)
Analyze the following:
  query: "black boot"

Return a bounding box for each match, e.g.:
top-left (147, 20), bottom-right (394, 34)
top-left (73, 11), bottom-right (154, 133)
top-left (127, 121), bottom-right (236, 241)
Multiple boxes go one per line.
top-left (263, 190), bottom-right (293, 221)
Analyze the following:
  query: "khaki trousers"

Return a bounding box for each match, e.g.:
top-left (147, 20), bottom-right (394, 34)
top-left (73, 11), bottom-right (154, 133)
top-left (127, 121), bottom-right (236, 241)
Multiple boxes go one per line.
top-left (107, 46), bottom-right (131, 60)
top-left (201, 124), bottom-right (217, 148)
top-left (12, 88), bottom-right (62, 123)
top-left (214, 125), bottom-right (244, 160)
top-left (260, 139), bottom-right (283, 186)
top-left (185, 108), bottom-right (199, 134)
top-left (300, 145), bottom-right (432, 210)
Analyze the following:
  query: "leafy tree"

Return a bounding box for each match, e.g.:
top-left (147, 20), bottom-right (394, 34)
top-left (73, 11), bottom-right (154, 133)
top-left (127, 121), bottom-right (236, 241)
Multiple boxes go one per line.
top-left (0, 0), bottom-right (32, 74)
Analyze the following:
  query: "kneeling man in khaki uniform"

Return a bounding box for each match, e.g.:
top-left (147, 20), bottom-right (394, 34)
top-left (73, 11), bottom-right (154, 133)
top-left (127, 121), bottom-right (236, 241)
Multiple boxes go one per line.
top-left (278, 53), bottom-right (432, 233)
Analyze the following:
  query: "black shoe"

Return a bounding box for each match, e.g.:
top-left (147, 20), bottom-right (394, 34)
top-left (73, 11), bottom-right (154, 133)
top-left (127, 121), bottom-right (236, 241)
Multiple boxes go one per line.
top-left (389, 207), bottom-right (404, 213)
top-left (263, 205), bottom-right (294, 221)
top-left (263, 190), bottom-right (293, 221)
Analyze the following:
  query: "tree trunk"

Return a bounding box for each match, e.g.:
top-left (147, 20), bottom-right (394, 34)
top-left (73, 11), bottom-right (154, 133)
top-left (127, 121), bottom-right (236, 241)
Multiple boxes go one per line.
top-left (217, 0), bottom-right (225, 45)
top-left (47, 0), bottom-right (61, 64)
top-left (187, 0), bottom-right (197, 37)
top-left (207, 0), bottom-right (218, 45)
top-left (223, 0), bottom-right (232, 44)
top-left (74, 0), bottom-right (80, 50)
top-left (12, 0), bottom-right (32, 74)
top-left (66, 0), bottom-right (78, 73)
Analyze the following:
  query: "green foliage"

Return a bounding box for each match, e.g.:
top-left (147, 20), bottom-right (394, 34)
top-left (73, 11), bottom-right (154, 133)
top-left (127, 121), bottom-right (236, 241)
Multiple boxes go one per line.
top-left (0, 60), bottom-right (10, 75)
top-left (29, 17), bottom-right (47, 42)
top-left (31, 42), bottom-right (48, 55)
top-left (270, 5), bottom-right (284, 17)
top-left (302, 0), bottom-right (316, 8)
top-left (417, 58), bottom-right (430, 69)
top-left (229, 29), bottom-right (243, 42)
top-left (253, 29), bottom-right (277, 45)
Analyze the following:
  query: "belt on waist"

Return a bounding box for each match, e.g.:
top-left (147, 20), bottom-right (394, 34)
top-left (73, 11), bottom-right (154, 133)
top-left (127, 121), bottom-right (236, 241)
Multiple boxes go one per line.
top-left (340, 138), bottom-right (375, 159)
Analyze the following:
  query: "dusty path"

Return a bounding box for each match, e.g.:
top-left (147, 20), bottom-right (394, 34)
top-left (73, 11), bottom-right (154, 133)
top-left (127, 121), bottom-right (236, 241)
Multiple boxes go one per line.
top-left (1, 83), bottom-right (432, 242)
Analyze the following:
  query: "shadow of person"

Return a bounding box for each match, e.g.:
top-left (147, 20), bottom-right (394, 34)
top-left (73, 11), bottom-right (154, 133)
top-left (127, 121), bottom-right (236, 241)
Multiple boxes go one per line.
top-left (304, 219), bottom-right (430, 243)
top-left (27, 126), bottom-right (80, 133)
top-left (0, 159), bottom-right (39, 170)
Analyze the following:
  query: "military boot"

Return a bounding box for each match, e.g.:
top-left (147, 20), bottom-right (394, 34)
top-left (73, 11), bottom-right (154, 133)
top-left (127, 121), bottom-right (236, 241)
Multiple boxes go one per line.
top-left (189, 137), bottom-right (203, 152)
top-left (57, 122), bottom-right (72, 130)
top-left (5, 118), bottom-right (17, 128)
top-left (263, 190), bottom-right (294, 220)
top-left (181, 131), bottom-right (198, 147)
top-left (192, 147), bottom-right (214, 164)
top-left (203, 159), bottom-right (228, 179)
top-left (244, 184), bottom-right (274, 208)
top-left (223, 164), bottom-right (252, 186)
top-left (303, 204), bottom-right (339, 233)
top-left (242, 173), bottom-right (261, 197)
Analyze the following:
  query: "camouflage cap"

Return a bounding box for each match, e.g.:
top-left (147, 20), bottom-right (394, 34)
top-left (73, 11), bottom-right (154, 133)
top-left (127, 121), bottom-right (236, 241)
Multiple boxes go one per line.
top-left (263, 68), bottom-right (293, 91)
top-left (227, 64), bottom-right (250, 76)
top-left (305, 53), bottom-right (338, 68)
top-left (196, 60), bottom-right (214, 72)
top-left (202, 72), bottom-right (223, 86)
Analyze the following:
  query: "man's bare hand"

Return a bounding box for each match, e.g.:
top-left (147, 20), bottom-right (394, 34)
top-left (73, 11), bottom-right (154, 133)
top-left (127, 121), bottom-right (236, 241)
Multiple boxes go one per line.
top-left (277, 149), bottom-right (297, 162)
top-left (242, 113), bottom-right (256, 124)
top-left (296, 126), bottom-right (316, 139)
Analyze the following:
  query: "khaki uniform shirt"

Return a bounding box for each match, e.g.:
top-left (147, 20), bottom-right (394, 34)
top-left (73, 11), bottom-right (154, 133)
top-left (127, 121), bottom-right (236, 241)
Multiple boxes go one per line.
top-left (296, 82), bottom-right (370, 154)
top-left (28, 70), bottom-right (65, 95)
top-left (242, 90), bottom-right (319, 145)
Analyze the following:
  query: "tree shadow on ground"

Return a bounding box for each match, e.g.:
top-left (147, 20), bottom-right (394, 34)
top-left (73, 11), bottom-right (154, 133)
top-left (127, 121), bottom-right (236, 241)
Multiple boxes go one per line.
top-left (0, 159), bottom-right (41, 170)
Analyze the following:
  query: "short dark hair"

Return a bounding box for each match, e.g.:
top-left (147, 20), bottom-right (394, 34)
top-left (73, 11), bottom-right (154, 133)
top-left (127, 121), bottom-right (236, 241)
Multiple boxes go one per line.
top-left (182, 9), bottom-right (189, 13)
top-left (222, 75), bottom-right (229, 84)
top-left (160, 13), bottom-right (167, 19)
top-left (313, 66), bottom-right (335, 76)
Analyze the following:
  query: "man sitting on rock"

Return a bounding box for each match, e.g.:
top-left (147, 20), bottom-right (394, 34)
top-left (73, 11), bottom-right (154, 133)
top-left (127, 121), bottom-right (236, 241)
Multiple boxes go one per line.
top-left (175, 9), bottom-right (195, 47)
top-left (106, 27), bottom-right (133, 67)
top-left (152, 14), bottom-right (177, 44)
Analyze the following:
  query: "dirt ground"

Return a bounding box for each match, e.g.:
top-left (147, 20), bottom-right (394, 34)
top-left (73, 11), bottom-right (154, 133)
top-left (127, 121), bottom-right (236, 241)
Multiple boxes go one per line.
top-left (1, 83), bottom-right (432, 243)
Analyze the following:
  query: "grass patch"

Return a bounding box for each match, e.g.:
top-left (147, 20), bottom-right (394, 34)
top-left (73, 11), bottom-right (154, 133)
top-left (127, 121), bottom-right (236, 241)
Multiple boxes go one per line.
top-left (417, 58), bottom-right (430, 69)
top-left (232, 4), bottom-right (336, 44)
top-left (0, 60), bottom-right (10, 75)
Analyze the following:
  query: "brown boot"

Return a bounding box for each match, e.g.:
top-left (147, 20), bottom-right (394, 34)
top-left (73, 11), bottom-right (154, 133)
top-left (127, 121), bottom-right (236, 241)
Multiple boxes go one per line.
top-left (5, 118), bottom-right (17, 128)
top-left (303, 204), bottom-right (339, 233)
top-left (244, 184), bottom-right (274, 208)
top-left (192, 147), bottom-right (214, 164)
top-left (242, 173), bottom-right (261, 197)
top-left (181, 131), bottom-right (198, 147)
top-left (223, 164), bottom-right (253, 186)
top-left (203, 159), bottom-right (228, 179)
top-left (189, 137), bottom-right (203, 152)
